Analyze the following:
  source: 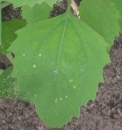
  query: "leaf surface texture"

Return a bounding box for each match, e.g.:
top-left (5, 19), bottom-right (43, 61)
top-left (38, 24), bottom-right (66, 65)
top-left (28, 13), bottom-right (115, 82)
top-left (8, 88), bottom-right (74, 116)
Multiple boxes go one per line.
top-left (8, 13), bottom-right (110, 127)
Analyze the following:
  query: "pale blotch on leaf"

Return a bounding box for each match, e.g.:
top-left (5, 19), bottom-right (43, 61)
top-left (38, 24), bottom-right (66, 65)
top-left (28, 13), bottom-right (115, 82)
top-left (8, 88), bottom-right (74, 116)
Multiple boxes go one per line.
top-left (23, 54), bottom-right (26, 57)
top-left (60, 98), bottom-right (62, 101)
top-left (55, 98), bottom-right (58, 103)
top-left (62, 62), bottom-right (65, 66)
top-left (34, 94), bottom-right (37, 98)
top-left (73, 86), bottom-right (76, 89)
top-left (80, 68), bottom-right (83, 72)
top-left (38, 53), bottom-right (42, 57)
top-left (54, 70), bottom-right (57, 73)
top-left (65, 96), bottom-right (68, 98)
top-left (67, 57), bottom-right (69, 60)
top-left (69, 78), bottom-right (73, 83)
top-left (33, 64), bottom-right (37, 69)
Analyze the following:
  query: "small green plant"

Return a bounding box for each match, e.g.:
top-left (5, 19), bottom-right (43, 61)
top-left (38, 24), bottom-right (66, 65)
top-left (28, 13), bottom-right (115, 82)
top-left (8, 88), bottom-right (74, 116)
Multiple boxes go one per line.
top-left (0, 0), bottom-right (122, 128)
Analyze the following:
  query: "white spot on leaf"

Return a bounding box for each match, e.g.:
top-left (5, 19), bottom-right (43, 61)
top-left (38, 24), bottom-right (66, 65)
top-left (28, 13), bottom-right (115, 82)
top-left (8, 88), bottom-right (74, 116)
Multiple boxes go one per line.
top-left (23, 54), bottom-right (26, 56)
top-left (67, 57), bottom-right (69, 60)
top-left (69, 78), bottom-right (73, 83)
top-left (73, 86), bottom-right (76, 89)
top-left (38, 53), bottom-right (42, 57)
top-left (34, 94), bottom-right (37, 98)
top-left (33, 64), bottom-right (36, 68)
top-left (55, 98), bottom-right (57, 103)
top-left (54, 70), bottom-right (57, 73)
top-left (60, 98), bottom-right (62, 101)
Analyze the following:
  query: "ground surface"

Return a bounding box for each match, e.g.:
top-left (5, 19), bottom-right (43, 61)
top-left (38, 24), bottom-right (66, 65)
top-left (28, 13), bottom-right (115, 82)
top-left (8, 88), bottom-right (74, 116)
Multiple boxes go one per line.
top-left (0, 1), bottom-right (122, 130)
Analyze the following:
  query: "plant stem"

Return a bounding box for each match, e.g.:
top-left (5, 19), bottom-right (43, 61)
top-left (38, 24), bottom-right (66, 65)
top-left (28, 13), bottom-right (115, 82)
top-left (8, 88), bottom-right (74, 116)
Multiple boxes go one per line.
top-left (66, 0), bottom-right (71, 13)
top-left (1, 1), bottom-right (11, 9)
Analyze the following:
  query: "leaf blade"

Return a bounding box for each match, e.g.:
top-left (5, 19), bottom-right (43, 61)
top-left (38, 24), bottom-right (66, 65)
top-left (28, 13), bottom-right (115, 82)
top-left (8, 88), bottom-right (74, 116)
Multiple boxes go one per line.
top-left (22, 2), bottom-right (52, 23)
top-left (8, 13), bottom-right (110, 127)
top-left (111, 0), bottom-right (122, 32)
top-left (1, 19), bottom-right (26, 54)
top-left (6, 0), bottom-right (57, 7)
top-left (0, 67), bottom-right (16, 98)
top-left (79, 0), bottom-right (120, 50)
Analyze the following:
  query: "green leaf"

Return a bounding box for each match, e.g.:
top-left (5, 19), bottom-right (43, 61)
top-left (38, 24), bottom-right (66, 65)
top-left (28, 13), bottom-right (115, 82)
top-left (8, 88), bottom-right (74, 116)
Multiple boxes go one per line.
top-left (111, 0), bottom-right (122, 14)
top-left (0, 66), bottom-right (16, 98)
top-left (6, 0), bottom-right (58, 7)
top-left (0, 65), bottom-right (31, 101)
top-left (1, 19), bottom-right (26, 54)
top-left (0, 7), bottom-right (1, 45)
top-left (79, 0), bottom-right (120, 50)
top-left (8, 13), bottom-right (110, 127)
top-left (111, 0), bottom-right (122, 32)
top-left (22, 2), bottom-right (52, 23)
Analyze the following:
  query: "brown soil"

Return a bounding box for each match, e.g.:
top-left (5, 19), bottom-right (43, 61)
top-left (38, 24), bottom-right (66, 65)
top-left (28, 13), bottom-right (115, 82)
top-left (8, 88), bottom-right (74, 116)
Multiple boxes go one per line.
top-left (0, 1), bottom-right (122, 130)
